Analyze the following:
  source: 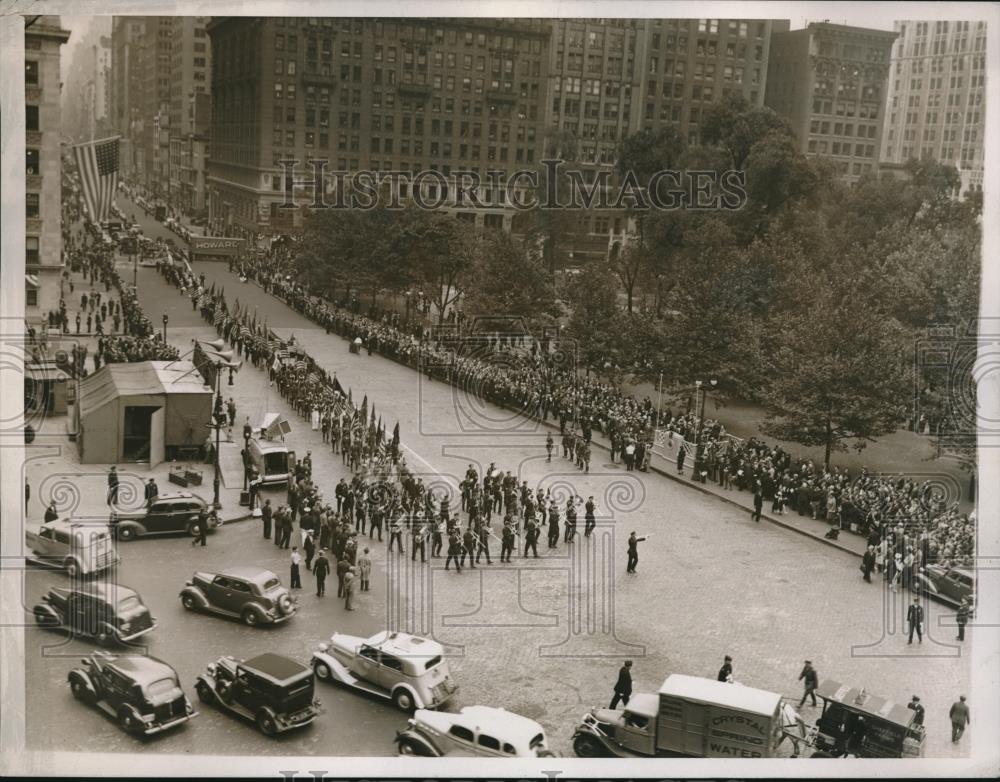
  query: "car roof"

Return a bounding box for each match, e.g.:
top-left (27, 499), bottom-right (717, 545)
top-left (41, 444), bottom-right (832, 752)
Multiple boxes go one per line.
top-left (102, 653), bottom-right (177, 683)
top-left (51, 583), bottom-right (139, 602)
top-left (44, 518), bottom-right (113, 533)
top-left (240, 653), bottom-right (311, 685)
top-left (152, 492), bottom-right (202, 502)
top-left (815, 680), bottom-right (915, 728)
top-left (219, 566), bottom-right (278, 583)
top-left (659, 674), bottom-right (781, 717)
top-left (367, 630), bottom-right (444, 661)
top-left (417, 706), bottom-right (544, 746)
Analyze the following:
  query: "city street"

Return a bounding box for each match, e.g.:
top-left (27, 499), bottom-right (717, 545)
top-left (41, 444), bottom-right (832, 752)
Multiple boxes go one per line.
top-left (22, 202), bottom-right (969, 757)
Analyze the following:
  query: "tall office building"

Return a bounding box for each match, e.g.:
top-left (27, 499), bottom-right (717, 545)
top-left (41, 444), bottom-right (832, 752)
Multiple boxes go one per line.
top-left (206, 17), bottom-right (551, 236)
top-left (168, 16), bottom-right (212, 214)
top-left (764, 21), bottom-right (897, 183)
top-left (637, 18), bottom-right (776, 143)
top-left (142, 17), bottom-right (174, 195)
top-left (111, 16), bottom-right (146, 178)
top-left (24, 16), bottom-right (70, 324)
top-left (880, 20), bottom-right (986, 196)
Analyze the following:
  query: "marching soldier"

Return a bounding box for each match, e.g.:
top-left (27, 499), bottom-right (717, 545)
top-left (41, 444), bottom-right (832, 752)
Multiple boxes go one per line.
top-left (461, 526), bottom-right (477, 569)
top-left (584, 496), bottom-right (596, 537)
top-left (388, 515), bottom-right (404, 554)
top-left (476, 519), bottom-right (493, 565)
top-left (445, 531), bottom-right (463, 573)
top-left (524, 519), bottom-right (540, 558)
top-left (430, 517), bottom-right (444, 557)
top-left (501, 521), bottom-right (516, 563)
top-left (547, 501), bottom-right (560, 549)
top-left (411, 521), bottom-right (427, 563)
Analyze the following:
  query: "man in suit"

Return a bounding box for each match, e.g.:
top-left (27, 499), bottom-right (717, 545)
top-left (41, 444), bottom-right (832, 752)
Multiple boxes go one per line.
top-left (609, 660), bottom-right (633, 709)
top-left (907, 597), bottom-right (924, 644)
top-left (523, 520), bottom-right (540, 559)
top-left (313, 549), bottom-right (330, 597)
top-left (500, 521), bottom-right (515, 563)
top-left (798, 660), bottom-right (819, 707)
top-left (861, 545), bottom-right (876, 583)
top-left (752, 486), bottom-right (764, 523)
top-left (445, 531), bottom-right (463, 573)
top-left (717, 655), bottom-right (733, 682)
top-left (949, 695), bottom-right (969, 742)
top-left (107, 466), bottom-right (120, 506)
top-left (144, 478), bottom-right (159, 507)
top-left (907, 695), bottom-right (925, 726)
top-left (289, 547), bottom-right (302, 589)
top-left (191, 507), bottom-right (210, 547)
top-left (956, 598), bottom-right (970, 641)
top-left (584, 497), bottom-right (596, 537)
top-left (626, 531), bottom-right (647, 574)
top-left (261, 499), bottom-right (273, 539)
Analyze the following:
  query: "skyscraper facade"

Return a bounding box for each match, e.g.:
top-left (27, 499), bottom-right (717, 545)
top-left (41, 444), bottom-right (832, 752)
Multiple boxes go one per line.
top-left (880, 20), bottom-right (986, 195)
top-left (764, 22), bottom-right (897, 183)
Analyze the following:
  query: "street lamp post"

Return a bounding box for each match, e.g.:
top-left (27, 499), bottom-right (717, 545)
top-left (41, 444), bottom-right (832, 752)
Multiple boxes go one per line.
top-left (692, 379), bottom-right (717, 483)
top-left (209, 376), bottom-right (224, 509)
top-left (162, 313), bottom-right (168, 343)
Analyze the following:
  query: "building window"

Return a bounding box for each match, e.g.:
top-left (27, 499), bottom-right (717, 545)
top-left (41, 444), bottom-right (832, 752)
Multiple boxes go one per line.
top-left (26, 148), bottom-right (39, 175)
top-left (25, 105), bottom-right (39, 131)
top-left (26, 193), bottom-right (39, 218)
top-left (26, 236), bottom-right (39, 264)
top-left (25, 60), bottom-right (38, 85)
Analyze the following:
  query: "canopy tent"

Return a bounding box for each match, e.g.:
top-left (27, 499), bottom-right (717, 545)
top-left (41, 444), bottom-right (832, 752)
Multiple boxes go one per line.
top-left (75, 361), bottom-right (213, 465)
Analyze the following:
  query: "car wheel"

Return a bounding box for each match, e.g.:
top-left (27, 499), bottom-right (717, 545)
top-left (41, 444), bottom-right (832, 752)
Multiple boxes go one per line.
top-left (256, 711), bottom-right (278, 736)
top-left (573, 733), bottom-right (605, 758)
top-left (70, 678), bottom-right (92, 703)
top-left (118, 708), bottom-right (141, 735)
top-left (186, 521), bottom-right (199, 537)
top-left (181, 594), bottom-right (197, 611)
top-left (117, 526), bottom-right (136, 542)
top-left (397, 737), bottom-right (428, 756)
top-left (313, 661), bottom-right (331, 681)
top-left (241, 608), bottom-right (259, 627)
top-left (64, 558), bottom-right (81, 579)
top-left (195, 681), bottom-right (214, 705)
top-left (277, 594), bottom-right (293, 615)
top-left (392, 689), bottom-right (415, 711)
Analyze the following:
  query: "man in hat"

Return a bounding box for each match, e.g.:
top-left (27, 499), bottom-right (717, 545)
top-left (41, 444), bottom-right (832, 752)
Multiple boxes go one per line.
top-left (717, 655), bottom-right (733, 682)
top-left (907, 695), bottom-right (925, 726)
top-left (609, 660), bottom-right (633, 709)
top-left (107, 466), bottom-right (120, 506)
top-left (143, 478), bottom-right (159, 507)
top-left (313, 549), bottom-right (330, 597)
top-left (626, 531), bottom-right (648, 574)
top-left (949, 695), bottom-right (969, 742)
top-left (956, 597), bottom-right (970, 641)
top-left (798, 660), bottom-right (819, 707)
top-left (907, 597), bottom-right (924, 644)
top-left (861, 545), bottom-right (876, 583)
top-left (289, 547), bottom-right (302, 589)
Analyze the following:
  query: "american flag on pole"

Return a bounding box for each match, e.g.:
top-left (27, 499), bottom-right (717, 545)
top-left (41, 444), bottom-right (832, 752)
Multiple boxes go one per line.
top-left (73, 137), bottom-right (119, 223)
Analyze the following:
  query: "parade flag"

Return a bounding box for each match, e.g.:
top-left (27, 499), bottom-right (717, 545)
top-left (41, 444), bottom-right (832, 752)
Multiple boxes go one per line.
top-left (214, 308), bottom-right (224, 326)
top-left (73, 136), bottom-right (119, 224)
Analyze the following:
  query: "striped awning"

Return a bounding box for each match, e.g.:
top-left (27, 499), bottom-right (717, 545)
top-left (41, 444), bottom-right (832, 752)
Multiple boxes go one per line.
top-left (25, 274), bottom-right (40, 288)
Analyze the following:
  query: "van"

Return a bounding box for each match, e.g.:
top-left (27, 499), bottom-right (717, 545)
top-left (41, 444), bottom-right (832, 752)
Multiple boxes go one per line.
top-left (248, 437), bottom-right (295, 485)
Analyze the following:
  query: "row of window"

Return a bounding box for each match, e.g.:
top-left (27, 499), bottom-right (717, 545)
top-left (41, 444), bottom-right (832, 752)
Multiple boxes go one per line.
top-left (808, 120), bottom-right (879, 139)
top-left (807, 139), bottom-right (876, 158)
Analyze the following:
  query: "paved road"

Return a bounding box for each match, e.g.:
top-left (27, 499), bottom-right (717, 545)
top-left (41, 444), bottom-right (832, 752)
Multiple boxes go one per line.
top-left (23, 235), bottom-right (972, 759)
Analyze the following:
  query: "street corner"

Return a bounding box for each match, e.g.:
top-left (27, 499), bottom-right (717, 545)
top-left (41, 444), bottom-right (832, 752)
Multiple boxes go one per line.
top-left (848, 584), bottom-right (965, 660)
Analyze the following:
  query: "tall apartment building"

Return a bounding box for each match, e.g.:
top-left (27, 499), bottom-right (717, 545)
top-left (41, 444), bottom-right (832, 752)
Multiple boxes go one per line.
top-left (168, 16), bottom-right (212, 214)
top-left (24, 16), bottom-right (70, 325)
top-left (637, 18), bottom-right (776, 143)
top-left (544, 20), bottom-right (644, 167)
top-left (206, 17), bottom-right (552, 236)
top-left (764, 22), bottom-right (897, 183)
top-left (111, 16), bottom-right (146, 178)
top-left (880, 20), bottom-right (986, 196)
top-left (142, 17), bottom-right (174, 195)
top-left (62, 32), bottom-right (112, 143)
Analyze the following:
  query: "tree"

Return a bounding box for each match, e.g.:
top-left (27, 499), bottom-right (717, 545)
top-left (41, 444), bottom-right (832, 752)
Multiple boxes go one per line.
top-left (405, 211), bottom-right (478, 325)
top-left (526, 128), bottom-right (582, 275)
top-left (760, 277), bottom-right (909, 468)
top-left (611, 242), bottom-right (647, 314)
top-left (564, 258), bottom-right (622, 374)
top-left (700, 93), bottom-right (793, 169)
top-left (461, 231), bottom-right (560, 327)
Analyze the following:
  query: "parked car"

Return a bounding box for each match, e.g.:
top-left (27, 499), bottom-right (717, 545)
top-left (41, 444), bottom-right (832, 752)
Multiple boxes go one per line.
top-left (25, 518), bottom-right (120, 578)
top-left (112, 492), bottom-right (217, 541)
top-left (68, 651), bottom-right (196, 736)
top-left (396, 705), bottom-right (554, 757)
top-left (34, 583), bottom-right (157, 645)
top-left (312, 629), bottom-right (458, 711)
top-left (194, 653), bottom-right (322, 736)
top-left (912, 564), bottom-right (975, 608)
top-left (180, 567), bottom-right (296, 626)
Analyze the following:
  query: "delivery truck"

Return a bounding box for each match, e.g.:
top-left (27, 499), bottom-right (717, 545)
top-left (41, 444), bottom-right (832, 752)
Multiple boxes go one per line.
top-left (572, 673), bottom-right (805, 759)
